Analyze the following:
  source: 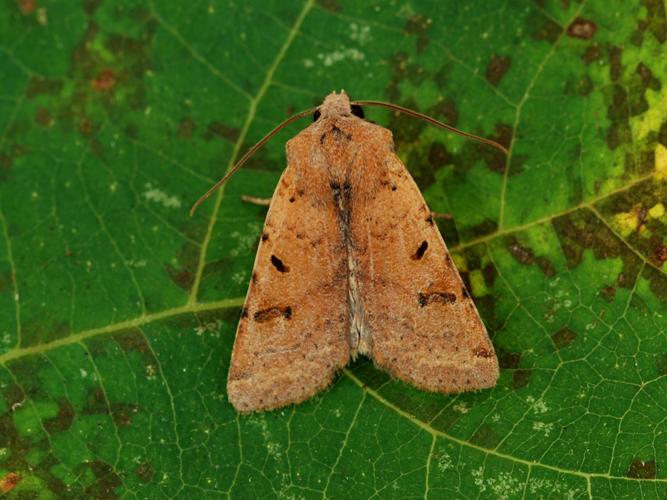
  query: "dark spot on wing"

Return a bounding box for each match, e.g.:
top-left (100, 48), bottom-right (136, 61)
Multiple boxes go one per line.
top-left (270, 255), bottom-right (289, 272)
top-left (418, 291), bottom-right (456, 307)
top-left (253, 306), bottom-right (292, 322)
top-left (472, 346), bottom-right (493, 358)
top-left (261, 233), bottom-right (269, 241)
top-left (412, 241), bottom-right (428, 260)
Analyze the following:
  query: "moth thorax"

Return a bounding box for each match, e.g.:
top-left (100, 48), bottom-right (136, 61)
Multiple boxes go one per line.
top-left (319, 91), bottom-right (352, 118)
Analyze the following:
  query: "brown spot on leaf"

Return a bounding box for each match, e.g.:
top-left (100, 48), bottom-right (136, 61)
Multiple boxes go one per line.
top-left (316, 0), bottom-right (340, 11)
top-left (641, 0), bottom-right (666, 43)
top-left (35, 107), bottom-right (52, 126)
top-left (476, 123), bottom-right (513, 173)
top-left (485, 54), bottom-right (511, 86)
top-left (567, 18), bottom-right (597, 39)
top-left (552, 327), bottom-right (577, 349)
top-left (470, 424), bottom-right (500, 448)
top-left (165, 265), bottom-right (193, 290)
top-left (582, 44), bottom-right (602, 64)
top-left (0, 472), bottom-right (22, 493)
top-left (203, 121), bottom-right (240, 142)
top-left (530, 13), bottom-right (561, 42)
top-left (657, 353), bottom-right (667, 375)
top-left (44, 399), bottom-right (75, 433)
top-left (600, 285), bottom-right (616, 302)
top-left (626, 458), bottom-right (657, 479)
top-left (498, 350), bottom-right (521, 369)
top-left (135, 461), bottom-right (154, 483)
top-left (85, 461), bottom-right (122, 498)
top-left (512, 369), bottom-right (532, 389)
top-left (83, 0), bottom-right (103, 15)
top-left (113, 328), bottom-right (149, 353)
top-left (429, 98), bottom-right (458, 127)
top-left (79, 117), bottom-right (94, 135)
top-left (654, 244), bottom-right (667, 266)
top-left (26, 76), bottom-right (63, 98)
top-left (427, 142), bottom-right (451, 169)
top-left (405, 14), bottom-right (432, 52)
top-left (82, 388), bottom-right (107, 415)
top-left (17, 0), bottom-right (35, 15)
top-left (178, 117), bottom-right (196, 138)
top-left (508, 238), bottom-right (534, 264)
top-left (112, 403), bottom-right (139, 427)
top-left (91, 69), bottom-right (116, 92)
top-left (609, 46), bottom-right (623, 82)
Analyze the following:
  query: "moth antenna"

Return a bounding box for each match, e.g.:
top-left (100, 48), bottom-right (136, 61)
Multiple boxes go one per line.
top-left (190, 106), bottom-right (317, 216)
top-left (352, 100), bottom-right (509, 156)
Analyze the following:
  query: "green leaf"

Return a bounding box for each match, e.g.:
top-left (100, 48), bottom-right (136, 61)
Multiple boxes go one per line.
top-left (0, 0), bottom-right (666, 497)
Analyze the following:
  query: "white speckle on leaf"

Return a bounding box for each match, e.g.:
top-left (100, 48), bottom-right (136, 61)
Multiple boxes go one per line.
top-left (532, 399), bottom-right (548, 414)
top-left (532, 421), bottom-right (553, 437)
top-left (472, 468), bottom-right (522, 499)
top-left (110, 182), bottom-right (118, 193)
top-left (349, 23), bottom-right (371, 44)
top-left (80, 368), bottom-right (87, 378)
top-left (143, 182), bottom-right (181, 208)
top-left (303, 58), bottom-right (314, 68)
top-left (317, 48), bottom-right (365, 67)
top-left (230, 223), bottom-right (262, 256)
top-left (437, 451), bottom-right (453, 471)
top-left (146, 365), bottom-right (157, 380)
top-left (232, 271), bottom-right (247, 285)
top-left (453, 402), bottom-right (469, 414)
top-left (36, 7), bottom-right (47, 26)
top-left (250, 416), bottom-right (282, 459)
top-left (31, 191), bottom-right (39, 199)
top-left (126, 259), bottom-right (147, 268)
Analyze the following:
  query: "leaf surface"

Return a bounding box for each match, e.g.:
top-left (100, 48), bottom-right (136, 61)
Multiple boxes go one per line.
top-left (0, 0), bottom-right (666, 497)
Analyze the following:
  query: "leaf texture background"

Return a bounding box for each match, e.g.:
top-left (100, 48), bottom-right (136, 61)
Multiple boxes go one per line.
top-left (1, 0), bottom-right (666, 498)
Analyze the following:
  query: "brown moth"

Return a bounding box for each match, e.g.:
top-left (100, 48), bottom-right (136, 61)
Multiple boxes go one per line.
top-left (193, 91), bottom-right (502, 413)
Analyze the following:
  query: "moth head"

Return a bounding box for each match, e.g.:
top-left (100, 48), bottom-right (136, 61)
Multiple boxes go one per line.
top-left (315, 90), bottom-right (364, 120)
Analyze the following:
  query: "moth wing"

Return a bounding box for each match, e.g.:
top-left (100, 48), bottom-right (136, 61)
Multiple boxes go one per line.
top-left (227, 156), bottom-right (349, 412)
top-left (352, 147), bottom-right (499, 392)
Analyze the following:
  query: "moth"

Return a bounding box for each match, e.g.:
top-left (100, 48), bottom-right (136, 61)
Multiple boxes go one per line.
top-left (192, 91), bottom-right (505, 413)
